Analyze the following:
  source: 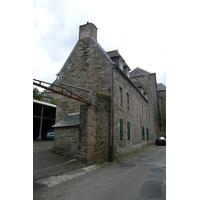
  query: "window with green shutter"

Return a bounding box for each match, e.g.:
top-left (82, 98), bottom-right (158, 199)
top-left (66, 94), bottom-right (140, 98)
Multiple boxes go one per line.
top-left (127, 121), bottom-right (130, 140)
top-left (120, 118), bottom-right (123, 140)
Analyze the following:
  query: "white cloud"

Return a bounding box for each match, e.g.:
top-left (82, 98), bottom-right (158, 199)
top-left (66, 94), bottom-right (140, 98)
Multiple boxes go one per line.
top-left (33, 46), bottom-right (62, 82)
top-left (33, 7), bottom-right (56, 31)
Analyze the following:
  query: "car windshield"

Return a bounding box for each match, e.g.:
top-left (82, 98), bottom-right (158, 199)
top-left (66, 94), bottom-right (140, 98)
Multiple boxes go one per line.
top-left (47, 132), bottom-right (54, 135)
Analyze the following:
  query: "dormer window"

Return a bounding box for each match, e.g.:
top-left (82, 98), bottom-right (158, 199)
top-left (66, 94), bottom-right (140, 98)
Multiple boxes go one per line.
top-left (119, 58), bottom-right (123, 71)
top-left (106, 50), bottom-right (130, 78)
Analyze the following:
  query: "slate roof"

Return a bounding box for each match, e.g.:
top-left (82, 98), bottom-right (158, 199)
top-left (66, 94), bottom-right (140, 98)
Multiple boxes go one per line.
top-left (52, 113), bottom-right (80, 128)
top-left (130, 67), bottom-right (150, 77)
top-left (157, 83), bottom-right (166, 91)
top-left (133, 81), bottom-right (144, 88)
top-left (106, 50), bottom-right (120, 58)
top-left (106, 50), bottom-right (130, 70)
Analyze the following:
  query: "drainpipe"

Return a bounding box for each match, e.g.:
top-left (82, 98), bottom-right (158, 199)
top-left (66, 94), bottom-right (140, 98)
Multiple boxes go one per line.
top-left (109, 65), bottom-right (115, 162)
top-left (57, 75), bottom-right (91, 92)
top-left (110, 67), bottom-right (113, 148)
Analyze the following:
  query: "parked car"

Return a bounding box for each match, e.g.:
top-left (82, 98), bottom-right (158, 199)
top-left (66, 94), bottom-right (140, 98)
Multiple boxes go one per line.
top-left (155, 136), bottom-right (166, 146)
top-left (45, 130), bottom-right (54, 140)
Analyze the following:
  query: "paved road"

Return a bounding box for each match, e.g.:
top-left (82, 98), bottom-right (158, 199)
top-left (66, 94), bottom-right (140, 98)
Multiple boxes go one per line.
top-left (33, 145), bottom-right (166, 200)
top-left (33, 140), bottom-right (84, 181)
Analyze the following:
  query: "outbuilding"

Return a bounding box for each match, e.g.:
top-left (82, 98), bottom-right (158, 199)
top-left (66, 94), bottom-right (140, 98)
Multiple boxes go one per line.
top-left (33, 99), bottom-right (56, 140)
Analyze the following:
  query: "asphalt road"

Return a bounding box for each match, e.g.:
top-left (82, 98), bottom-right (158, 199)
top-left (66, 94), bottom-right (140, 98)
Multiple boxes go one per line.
top-left (33, 144), bottom-right (166, 200)
top-left (33, 140), bottom-right (84, 181)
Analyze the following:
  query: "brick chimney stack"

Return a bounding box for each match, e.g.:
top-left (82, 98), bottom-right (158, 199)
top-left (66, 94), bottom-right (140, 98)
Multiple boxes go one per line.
top-left (79, 22), bottom-right (98, 41)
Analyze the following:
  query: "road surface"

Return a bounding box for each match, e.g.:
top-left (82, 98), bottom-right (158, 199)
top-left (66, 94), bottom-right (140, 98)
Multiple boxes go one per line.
top-left (34, 145), bottom-right (166, 200)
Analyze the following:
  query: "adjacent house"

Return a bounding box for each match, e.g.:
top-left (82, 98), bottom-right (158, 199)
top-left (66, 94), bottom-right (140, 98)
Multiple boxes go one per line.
top-left (43, 22), bottom-right (165, 164)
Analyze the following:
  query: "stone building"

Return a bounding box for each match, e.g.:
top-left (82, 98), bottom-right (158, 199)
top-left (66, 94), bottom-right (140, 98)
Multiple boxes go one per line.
top-left (130, 67), bottom-right (166, 137)
top-left (45, 22), bottom-right (165, 164)
top-left (157, 83), bottom-right (166, 123)
top-left (157, 83), bottom-right (166, 136)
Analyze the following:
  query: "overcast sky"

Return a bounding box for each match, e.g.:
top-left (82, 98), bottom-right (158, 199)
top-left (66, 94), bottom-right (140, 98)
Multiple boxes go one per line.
top-left (33, 0), bottom-right (166, 91)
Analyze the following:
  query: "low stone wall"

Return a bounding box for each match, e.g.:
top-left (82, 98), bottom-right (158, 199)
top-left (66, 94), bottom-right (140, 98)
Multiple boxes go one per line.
top-left (53, 126), bottom-right (79, 158)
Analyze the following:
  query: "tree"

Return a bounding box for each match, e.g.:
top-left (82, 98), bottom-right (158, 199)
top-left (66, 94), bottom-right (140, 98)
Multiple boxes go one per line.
top-left (33, 87), bottom-right (44, 101)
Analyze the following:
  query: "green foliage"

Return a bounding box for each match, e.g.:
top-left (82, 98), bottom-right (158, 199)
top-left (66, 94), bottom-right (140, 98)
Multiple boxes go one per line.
top-left (33, 87), bottom-right (44, 101)
top-left (97, 91), bottom-right (111, 101)
top-left (50, 99), bottom-right (57, 105)
top-left (157, 98), bottom-right (163, 127)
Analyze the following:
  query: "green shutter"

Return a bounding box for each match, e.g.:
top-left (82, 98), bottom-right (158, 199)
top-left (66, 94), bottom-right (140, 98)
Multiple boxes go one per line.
top-left (120, 119), bottom-right (123, 140)
top-left (127, 121), bottom-right (130, 140)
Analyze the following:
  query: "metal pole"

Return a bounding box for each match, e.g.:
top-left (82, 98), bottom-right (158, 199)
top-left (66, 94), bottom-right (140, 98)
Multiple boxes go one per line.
top-left (37, 105), bottom-right (44, 141)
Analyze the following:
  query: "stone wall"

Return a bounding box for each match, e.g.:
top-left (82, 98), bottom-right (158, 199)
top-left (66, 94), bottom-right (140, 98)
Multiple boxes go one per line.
top-left (79, 95), bottom-right (111, 164)
top-left (130, 73), bottom-right (159, 136)
top-left (158, 90), bottom-right (166, 122)
top-left (130, 73), bottom-right (158, 122)
top-left (53, 93), bottom-right (111, 165)
top-left (55, 36), bottom-right (113, 123)
top-left (53, 126), bottom-right (79, 158)
top-left (52, 36), bottom-right (113, 164)
top-left (112, 68), bottom-right (156, 160)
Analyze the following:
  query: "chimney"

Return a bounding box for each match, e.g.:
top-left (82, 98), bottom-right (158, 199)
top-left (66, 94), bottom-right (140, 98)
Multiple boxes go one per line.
top-left (79, 22), bottom-right (98, 41)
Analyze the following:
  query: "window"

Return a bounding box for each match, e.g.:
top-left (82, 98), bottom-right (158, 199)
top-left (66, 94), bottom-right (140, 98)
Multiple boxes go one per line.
top-left (127, 92), bottom-right (129, 110)
top-left (149, 111), bottom-right (150, 122)
top-left (147, 128), bottom-right (149, 140)
top-left (119, 86), bottom-right (123, 107)
top-left (142, 127), bottom-right (145, 140)
top-left (142, 106), bottom-right (143, 117)
top-left (120, 118), bottom-right (123, 140)
top-left (127, 121), bottom-right (130, 140)
top-left (146, 109), bottom-right (147, 120)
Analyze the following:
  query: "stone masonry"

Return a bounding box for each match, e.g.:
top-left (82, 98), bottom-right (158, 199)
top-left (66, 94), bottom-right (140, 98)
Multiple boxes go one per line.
top-left (112, 67), bottom-right (156, 160)
top-left (49, 22), bottom-right (161, 164)
top-left (52, 23), bottom-right (114, 164)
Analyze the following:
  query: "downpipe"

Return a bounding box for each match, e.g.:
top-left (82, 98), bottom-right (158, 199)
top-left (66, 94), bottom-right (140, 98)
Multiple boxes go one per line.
top-left (109, 65), bottom-right (116, 162)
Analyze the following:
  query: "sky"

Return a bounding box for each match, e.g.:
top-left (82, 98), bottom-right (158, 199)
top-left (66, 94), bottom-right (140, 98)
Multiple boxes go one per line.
top-left (33, 0), bottom-right (167, 91)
